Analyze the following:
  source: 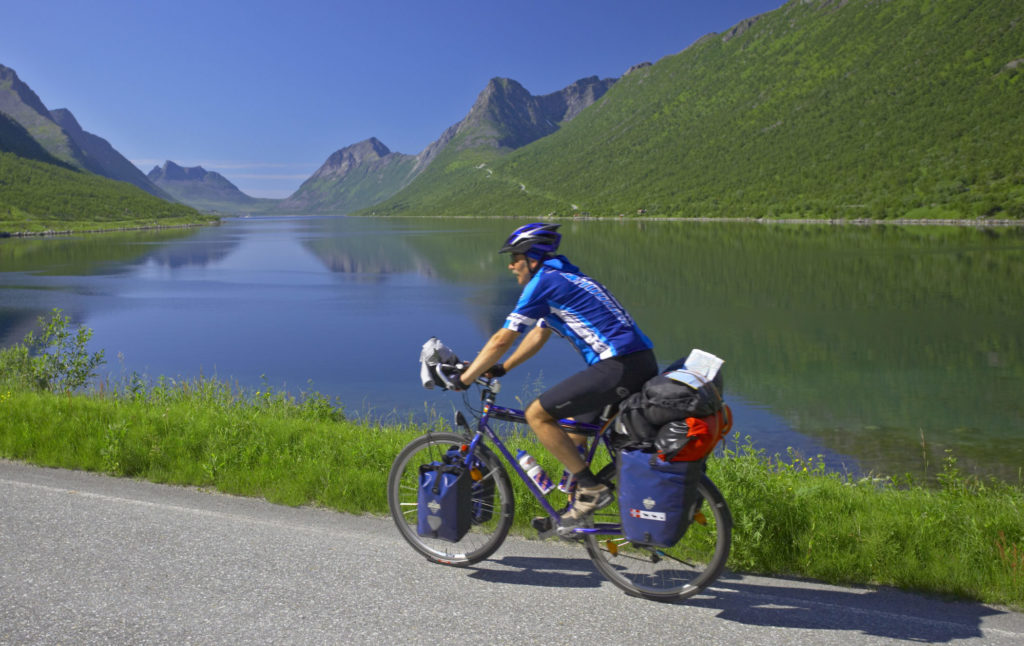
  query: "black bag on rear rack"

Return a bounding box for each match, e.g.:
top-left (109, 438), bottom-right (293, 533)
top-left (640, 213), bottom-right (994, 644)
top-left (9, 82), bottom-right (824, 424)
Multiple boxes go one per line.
top-left (612, 353), bottom-right (725, 449)
top-left (639, 369), bottom-right (724, 426)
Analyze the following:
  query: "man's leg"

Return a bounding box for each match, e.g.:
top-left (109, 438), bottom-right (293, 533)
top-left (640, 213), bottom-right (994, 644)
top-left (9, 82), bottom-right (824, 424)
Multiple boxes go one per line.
top-left (525, 399), bottom-right (612, 525)
top-left (525, 400), bottom-right (588, 473)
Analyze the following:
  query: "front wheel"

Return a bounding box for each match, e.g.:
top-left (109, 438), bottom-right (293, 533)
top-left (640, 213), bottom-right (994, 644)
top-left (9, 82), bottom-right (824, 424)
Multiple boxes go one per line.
top-left (584, 476), bottom-right (732, 601)
top-left (387, 431), bottom-right (514, 566)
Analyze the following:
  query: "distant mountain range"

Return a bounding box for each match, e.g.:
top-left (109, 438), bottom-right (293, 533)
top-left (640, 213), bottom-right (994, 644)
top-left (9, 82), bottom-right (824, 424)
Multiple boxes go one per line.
top-left (276, 75), bottom-right (616, 215)
top-left (2, 59), bottom-right (618, 218)
top-left (1, 65), bottom-right (205, 233)
top-left (4, 0), bottom-right (1023, 225)
top-left (147, 161), bottom-right (276, 214)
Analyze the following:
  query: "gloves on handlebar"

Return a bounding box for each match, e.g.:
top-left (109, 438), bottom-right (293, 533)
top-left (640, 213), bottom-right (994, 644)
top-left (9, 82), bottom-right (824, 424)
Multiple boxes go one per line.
top-left (435, 363), bottom-right (468, 391)
top-left (448, 370), bottom-right (469, 391)
top-left (486, 363), bottom-right (507, 378)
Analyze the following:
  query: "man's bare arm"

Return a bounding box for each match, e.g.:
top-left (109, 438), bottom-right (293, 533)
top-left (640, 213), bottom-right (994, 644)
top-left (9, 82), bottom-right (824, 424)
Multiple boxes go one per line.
top-left (459, 327), bottom-right (520, 385)
top-left (502, 325), bottom-right (552, 371)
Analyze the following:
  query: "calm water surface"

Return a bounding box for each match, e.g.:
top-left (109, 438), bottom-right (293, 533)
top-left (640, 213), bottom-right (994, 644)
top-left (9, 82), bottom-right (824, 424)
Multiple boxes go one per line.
top-left (2, 216), bottom-right (1022, 482)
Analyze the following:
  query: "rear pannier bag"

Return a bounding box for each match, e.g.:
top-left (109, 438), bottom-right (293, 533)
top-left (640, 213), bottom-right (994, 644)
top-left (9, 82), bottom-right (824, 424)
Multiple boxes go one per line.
top-left (417, 461), bottom-right (471, 542)
top-left (618, 449), bottom-right (704, 547)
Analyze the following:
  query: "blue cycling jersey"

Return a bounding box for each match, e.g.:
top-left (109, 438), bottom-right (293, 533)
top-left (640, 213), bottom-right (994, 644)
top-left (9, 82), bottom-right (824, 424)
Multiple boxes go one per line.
top-left (503, 255), bottom-right (653, 365)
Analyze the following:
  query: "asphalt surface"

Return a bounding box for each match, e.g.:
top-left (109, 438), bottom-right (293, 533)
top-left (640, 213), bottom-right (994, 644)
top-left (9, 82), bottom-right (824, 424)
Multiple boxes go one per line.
top-left (2, 459), bottom-right (1022, 645)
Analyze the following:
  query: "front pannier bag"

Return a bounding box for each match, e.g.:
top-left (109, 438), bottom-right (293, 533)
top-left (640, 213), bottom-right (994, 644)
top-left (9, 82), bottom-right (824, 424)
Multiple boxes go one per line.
top-left (618, 449), bottom-right (704, 547)
top-left (417, 460), bottom-right (471, 542)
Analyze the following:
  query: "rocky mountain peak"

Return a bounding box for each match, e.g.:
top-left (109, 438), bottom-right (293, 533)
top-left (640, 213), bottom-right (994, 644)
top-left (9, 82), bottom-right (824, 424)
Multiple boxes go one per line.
top-left (453, 74), bottom-right (616, 151)
top-left (148, 160), bottom-right (211, 182)
top-left (312, 137), bottom-right (395, 179)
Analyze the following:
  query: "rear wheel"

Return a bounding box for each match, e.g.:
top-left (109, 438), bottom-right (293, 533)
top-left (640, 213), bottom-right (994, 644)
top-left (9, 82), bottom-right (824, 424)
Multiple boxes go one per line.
top-left (387, 432), bottom-right (514, 566)
top-left (584, 476), bottom-right (731, 600)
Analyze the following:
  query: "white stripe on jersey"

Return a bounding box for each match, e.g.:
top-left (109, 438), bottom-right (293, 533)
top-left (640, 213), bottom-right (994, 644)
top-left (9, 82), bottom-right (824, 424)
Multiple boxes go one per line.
top-left (551, 306), bottom-right (611, 358)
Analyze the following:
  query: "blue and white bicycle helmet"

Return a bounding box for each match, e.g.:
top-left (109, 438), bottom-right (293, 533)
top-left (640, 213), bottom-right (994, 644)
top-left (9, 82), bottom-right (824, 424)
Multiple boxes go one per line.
top-left (498, 222), bottom-right (561, 259)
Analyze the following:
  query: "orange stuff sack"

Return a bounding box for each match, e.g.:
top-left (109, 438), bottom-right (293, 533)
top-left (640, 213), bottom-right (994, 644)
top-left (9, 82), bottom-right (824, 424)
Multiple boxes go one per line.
top-left (656, 405), bottom-right (733, 462)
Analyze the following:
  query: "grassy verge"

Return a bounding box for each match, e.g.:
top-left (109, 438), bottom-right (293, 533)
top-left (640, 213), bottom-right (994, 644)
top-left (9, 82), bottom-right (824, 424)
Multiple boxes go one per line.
top-left (0, 381), bottom-right (1021, 609)
top-left (712, 443), bottom-right (1024, 608)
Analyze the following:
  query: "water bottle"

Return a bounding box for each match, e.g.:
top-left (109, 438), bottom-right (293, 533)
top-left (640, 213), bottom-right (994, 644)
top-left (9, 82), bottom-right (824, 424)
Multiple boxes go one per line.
top-left (517, 449), bottom-right (554, 494)
top-left (557, 445), bottom-right (588, 493)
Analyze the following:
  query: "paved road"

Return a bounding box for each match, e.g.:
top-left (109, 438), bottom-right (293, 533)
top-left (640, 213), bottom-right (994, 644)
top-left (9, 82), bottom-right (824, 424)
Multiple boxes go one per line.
top-left (2, 459), bottom-right (1022, 645)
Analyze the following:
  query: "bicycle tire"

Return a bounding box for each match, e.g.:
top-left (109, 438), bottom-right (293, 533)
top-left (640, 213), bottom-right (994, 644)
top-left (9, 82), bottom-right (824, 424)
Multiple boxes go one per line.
top-left (387, 432), bottom-right (514, 566)
top-left (583, 475), bottom-right (731, 601)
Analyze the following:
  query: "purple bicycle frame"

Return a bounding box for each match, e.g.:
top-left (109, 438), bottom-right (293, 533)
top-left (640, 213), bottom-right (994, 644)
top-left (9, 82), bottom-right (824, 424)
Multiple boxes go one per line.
top-left (458, 386), bottom-right (621, 535)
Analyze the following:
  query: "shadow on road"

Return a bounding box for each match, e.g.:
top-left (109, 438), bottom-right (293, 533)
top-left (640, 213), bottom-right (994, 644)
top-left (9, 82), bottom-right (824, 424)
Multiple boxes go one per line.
top-left (467, 555), bottom-right (607, 589)
top-left (687, 575), bottom-right (1002, 643)
top-left (469, 556), bottom-right (1005, 642)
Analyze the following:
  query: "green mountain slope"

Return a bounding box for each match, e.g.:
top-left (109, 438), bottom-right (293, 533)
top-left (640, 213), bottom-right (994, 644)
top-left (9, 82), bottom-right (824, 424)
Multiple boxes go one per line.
top-left (365, 0), bottom-right (1024, 220)
top-left (0, 112), bottom-right (76, 170)
top-left (0, 152), bottom-right (211, 234)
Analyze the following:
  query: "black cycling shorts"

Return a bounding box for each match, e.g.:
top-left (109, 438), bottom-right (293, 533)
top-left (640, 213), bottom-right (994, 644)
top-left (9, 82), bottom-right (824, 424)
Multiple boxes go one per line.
top-left (537, 349), bottom-right (657, 427)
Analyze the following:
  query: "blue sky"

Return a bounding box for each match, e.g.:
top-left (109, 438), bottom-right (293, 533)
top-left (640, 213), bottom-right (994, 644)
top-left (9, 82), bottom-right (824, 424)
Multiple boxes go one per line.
top-left (3, 0), bottom-right (785, 198)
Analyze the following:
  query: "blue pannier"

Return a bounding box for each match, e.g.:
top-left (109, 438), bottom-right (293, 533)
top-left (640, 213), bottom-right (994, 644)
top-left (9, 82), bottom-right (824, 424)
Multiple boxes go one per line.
top-left (417, 461), bottom-right (471, 542)
top-left (618, 448), bottom-right (704, 547)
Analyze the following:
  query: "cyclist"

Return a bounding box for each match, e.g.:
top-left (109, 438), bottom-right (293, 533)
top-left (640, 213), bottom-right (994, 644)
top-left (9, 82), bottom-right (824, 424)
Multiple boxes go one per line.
top-left (456, 222), bottom-right (657, 526)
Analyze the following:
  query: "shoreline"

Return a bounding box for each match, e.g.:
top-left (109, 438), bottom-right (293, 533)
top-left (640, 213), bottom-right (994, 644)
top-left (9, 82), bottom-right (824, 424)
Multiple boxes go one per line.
top-left (0, 219), bottom-right (220, 238)
top-left (466, 215), bottom-right (1024, 227)
top-left (4, 214), bottom-right (1022, 238)
top-left (360, 212), bottom-right (1024, 227)
top-left (631, 216), bottom-right (1024, 227)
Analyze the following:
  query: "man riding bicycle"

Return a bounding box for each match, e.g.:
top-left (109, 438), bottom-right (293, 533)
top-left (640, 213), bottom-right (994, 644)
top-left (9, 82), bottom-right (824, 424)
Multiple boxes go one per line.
top-left (455, 222), bottom-right (657, 526)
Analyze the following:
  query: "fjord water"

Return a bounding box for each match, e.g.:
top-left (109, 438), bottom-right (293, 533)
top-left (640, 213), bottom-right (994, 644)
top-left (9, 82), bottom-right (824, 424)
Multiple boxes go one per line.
top-left (1, 216), bottom-right (1022, 482)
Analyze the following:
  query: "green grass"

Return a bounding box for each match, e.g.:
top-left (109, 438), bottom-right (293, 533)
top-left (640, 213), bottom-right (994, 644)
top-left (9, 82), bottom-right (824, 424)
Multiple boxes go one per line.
top-left (0, 380), bottom-right (420, 513)
top-left (712, 442), bottom-right (1024, 607)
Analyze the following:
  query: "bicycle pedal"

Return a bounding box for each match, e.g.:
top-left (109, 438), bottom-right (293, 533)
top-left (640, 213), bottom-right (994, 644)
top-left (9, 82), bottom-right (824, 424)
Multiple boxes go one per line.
top-left (532, 516), bottom-right (557, 540)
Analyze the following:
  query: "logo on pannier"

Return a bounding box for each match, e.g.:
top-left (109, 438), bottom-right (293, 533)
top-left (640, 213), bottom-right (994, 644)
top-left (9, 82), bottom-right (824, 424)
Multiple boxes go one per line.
top-left (643, 497), bottom-right (656, 510)
top-left (427, 500), bottom-right (441, 514)
top-left (629, 508), bottom-right (667, 521)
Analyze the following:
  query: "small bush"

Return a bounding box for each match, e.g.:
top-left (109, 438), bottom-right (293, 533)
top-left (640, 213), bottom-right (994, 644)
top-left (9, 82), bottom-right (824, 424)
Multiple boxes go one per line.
top-left (0, 309), bottom-right (105, 393)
